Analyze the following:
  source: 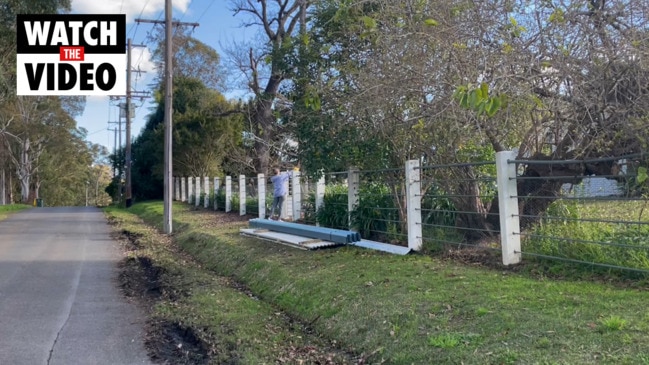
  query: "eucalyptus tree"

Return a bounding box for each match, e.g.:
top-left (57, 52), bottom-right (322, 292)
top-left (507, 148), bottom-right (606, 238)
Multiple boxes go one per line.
top-left (0, 0), bottom-right (71, 199)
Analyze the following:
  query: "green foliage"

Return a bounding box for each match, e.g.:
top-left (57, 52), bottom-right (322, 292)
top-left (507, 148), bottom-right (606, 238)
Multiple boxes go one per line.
top-left (351, 182), bottom-right (402, 241)
top-left (524, 200), bottom-right (649, 272)
top-left (129, 76), bottom-right (243, 201)
top-left (316, 184), bottom-right (349, 230)
top-left (454, 83), bottom-right (505, 118)
top-left (421, 185), bottom-right (456, 227)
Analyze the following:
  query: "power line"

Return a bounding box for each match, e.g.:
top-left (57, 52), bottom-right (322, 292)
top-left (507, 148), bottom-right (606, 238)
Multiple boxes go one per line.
top-left (196, 0), bottom-right (215, 23)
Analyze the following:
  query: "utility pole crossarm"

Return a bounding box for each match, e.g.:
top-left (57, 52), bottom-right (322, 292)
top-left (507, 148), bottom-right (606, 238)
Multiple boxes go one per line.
top-left (135, 18), bottom-right (199, 28)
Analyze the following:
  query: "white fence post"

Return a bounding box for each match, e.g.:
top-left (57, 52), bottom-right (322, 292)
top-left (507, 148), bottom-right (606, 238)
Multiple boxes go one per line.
top-left (406, 160), bottom-right (423, 251)
top-left (291, 170), bottom-right (301, 221)
top-left (204, 177), bottom-right (210, 208)
top-left (496, 151), bottom-right (522, 265)
top-left (315, 175), bottom-right (325, 226)
top-left (348, 166), bottom-right (360, 230)
top-left (214, 177), bottom-right (220, 210)
top-left (225, 176), bottom-right (232, 213)
top-left (195, 176), bottom-right (201, 207)
top-left (186, 177), bottom-right (191, 203)
top-left (174, 177), bottom-right (179, 201)
top-left (189, 177), bottom-right (195, 204)
top-left (239, 174), bottom-right (246, 215)
top-left (258, 173), bottom-right (266, 219)
top-left (181, 177), bottom-right (186, 202)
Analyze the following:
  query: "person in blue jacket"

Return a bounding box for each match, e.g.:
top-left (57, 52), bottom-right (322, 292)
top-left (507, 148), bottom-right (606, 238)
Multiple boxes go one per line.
top-left (269, 168), bottom-right (292, 220)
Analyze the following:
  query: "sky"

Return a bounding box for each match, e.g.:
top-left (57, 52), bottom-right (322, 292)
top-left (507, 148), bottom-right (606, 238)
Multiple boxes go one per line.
top-left (70, 0), bottom-right (253, 151)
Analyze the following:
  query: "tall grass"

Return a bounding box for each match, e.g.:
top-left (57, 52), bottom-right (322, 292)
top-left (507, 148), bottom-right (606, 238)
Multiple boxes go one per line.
top-left (523, 199), bottom-right (649, 271)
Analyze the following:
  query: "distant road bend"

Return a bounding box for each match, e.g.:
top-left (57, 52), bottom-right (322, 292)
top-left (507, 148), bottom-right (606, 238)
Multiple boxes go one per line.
top-left (0, 207), bottom-right (152, 365)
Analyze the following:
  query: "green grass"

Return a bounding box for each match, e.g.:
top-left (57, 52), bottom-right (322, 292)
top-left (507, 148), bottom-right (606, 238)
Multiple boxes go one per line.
top-left (111, 201), bottom-right (649, 364)
top-left (524, 199), bottom-right (649, 273)
top-left (0, 204), bottom-right (31, 221)
top-left (105, 204), bottom-right (352, 364)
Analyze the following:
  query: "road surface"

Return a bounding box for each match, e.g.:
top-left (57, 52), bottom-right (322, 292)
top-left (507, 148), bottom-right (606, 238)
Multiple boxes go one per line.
top-left (0, 207), bottom-right (153, 365)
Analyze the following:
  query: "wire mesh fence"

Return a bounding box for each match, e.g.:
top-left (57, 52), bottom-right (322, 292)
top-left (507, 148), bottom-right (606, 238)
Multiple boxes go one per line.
top-left (511, 154), bottom-right (649, 273)
top-left (419, 161), bottom-right (501, 252)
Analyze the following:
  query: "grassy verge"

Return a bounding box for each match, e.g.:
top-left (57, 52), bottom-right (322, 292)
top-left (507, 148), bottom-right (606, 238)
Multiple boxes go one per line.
top-left (0, 204), bottom-right (30, 221)
top-left (105, 204), bottom-right (355, 364)
top-left (113, 201), bottom-right (649, 364)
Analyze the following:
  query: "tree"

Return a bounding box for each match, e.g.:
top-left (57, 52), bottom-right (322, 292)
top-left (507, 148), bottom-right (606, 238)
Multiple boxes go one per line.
top-left (289, 0), bottom-right (649, 240)
top-left (228, 0), bottom-right (310, 174)
top-left (37, 128), bottom-right (105, 206)
top-left (0, 0), bottom-right (76, 204)
top-left (150, 26), bottom-right (225, 91)
top-left (128, 77), bottom-right (244, 200)
top-left (2, 96), bottom-right (82, 203)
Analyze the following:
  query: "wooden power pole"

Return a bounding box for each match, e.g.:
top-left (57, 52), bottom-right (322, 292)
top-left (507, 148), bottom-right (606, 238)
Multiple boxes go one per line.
top-left (136, 3), bottom-right (199, 233)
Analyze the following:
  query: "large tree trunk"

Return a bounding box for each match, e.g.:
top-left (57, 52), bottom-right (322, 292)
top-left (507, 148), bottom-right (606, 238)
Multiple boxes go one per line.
top-left (8, 172), bottom-right (12, 203)
top-left (253, 96), bottom-right (277, 174)
top-left (452, 167), bottom-right (495, 242)
top-left (17, 138), bottom-right (31, 203)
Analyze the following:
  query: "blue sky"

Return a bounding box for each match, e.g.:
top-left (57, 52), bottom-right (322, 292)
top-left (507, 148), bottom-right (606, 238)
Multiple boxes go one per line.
top-left (70, 0), bottom-right (253, 150)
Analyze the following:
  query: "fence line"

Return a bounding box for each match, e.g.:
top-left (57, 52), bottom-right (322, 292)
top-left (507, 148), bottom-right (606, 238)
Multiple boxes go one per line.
top-left (171, 150), bottom-right (649, 273)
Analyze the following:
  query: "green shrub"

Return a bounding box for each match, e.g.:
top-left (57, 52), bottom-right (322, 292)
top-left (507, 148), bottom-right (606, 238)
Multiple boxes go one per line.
top-left (316, 184), bottom-right (349, 230)
top-left (421, 184), bottom-right (456, 227)
top-left (351, 182), bottom-right (402, 241)
top-left (314, 183), bottom-right (406, 242)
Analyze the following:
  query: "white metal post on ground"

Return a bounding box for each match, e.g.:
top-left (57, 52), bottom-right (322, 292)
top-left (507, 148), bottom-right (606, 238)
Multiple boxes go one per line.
top-left (291, 170), bottom-right (301, 222)
top-left (239, 175), bottom-right (246, 216)
top-left (214, 177), bottom-right (220, 210)
top-left (195, 177), bottom-right (201, 207)
top-left (258, 173), bottom-right (266, 219)
top-left (405, 160), bottom-right (423, 251)
top-left (315, 175), bottom-right (325, 226)
top-left (225, 176), bottom-right (232, 212)
top-left (496, 151), bottom-right (522, 265)
top-left (204, 177), bottom-right (209, 208)
top-left (348, 167), bottom-right (360, 230)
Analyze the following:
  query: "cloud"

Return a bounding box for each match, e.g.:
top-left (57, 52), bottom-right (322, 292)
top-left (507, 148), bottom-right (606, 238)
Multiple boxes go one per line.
top-left (131, 47), bottom-right (157, 73)
top-left (71, 0), bottom-right (191, 23)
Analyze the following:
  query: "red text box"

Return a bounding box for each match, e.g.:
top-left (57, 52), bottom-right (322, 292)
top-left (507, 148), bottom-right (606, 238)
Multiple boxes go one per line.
top-left (59, 46), bottom-right (85, 61)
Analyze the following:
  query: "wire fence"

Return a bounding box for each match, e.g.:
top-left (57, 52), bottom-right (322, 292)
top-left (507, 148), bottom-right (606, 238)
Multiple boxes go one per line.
top-left (173, 151), bottom-right (649, 275)
top-left (511, 154), bottom-right (649, 273)
top-left (354, 169), bottom-right (407, 244)
top-left (419, 161), bottom-right (500, 252)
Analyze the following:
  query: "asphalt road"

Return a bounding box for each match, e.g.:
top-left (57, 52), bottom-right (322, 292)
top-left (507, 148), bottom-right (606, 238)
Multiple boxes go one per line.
top-left (0, 207), bottom-right (153, 365)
